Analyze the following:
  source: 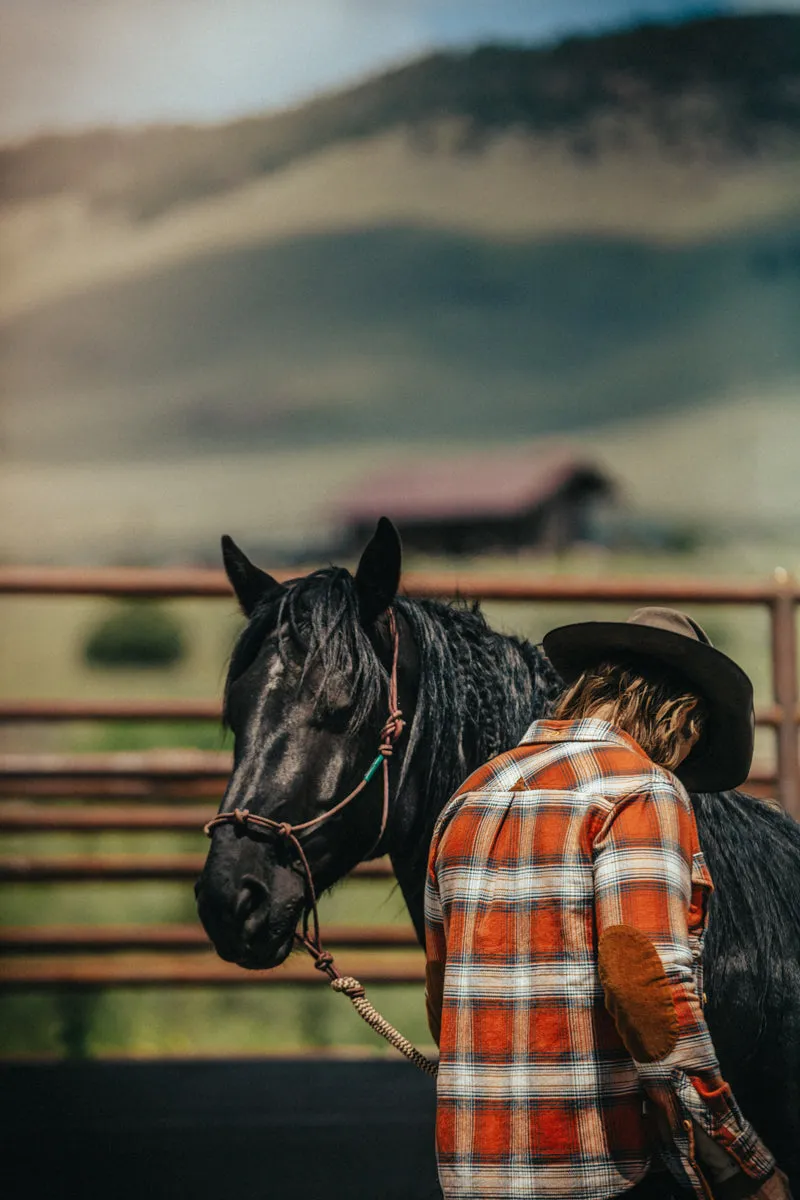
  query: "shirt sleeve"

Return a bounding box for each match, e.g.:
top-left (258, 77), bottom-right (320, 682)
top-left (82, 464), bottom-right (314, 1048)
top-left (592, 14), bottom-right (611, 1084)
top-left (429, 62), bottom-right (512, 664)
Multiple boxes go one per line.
top-left (592, 783), bottom-right (776, 1186)
top-left (424, 829), bottom-right (447, 1046)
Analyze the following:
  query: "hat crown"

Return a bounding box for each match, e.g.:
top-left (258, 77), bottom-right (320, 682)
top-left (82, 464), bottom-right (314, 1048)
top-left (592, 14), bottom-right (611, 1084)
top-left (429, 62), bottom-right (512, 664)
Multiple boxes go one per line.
top-left (627, 607), bottom-right (712, 647)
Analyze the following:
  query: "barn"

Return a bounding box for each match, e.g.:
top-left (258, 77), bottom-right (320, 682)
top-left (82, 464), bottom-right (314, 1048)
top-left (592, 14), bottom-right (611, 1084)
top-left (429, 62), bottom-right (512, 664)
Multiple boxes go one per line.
top-left (339, 451), bottom-right (615, 556)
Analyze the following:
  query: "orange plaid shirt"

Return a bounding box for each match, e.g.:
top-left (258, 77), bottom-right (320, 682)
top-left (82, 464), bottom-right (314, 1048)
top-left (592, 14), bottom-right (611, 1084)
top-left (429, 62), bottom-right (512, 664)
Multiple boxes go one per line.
top-left (425, 718), bottom-right (775, 1199)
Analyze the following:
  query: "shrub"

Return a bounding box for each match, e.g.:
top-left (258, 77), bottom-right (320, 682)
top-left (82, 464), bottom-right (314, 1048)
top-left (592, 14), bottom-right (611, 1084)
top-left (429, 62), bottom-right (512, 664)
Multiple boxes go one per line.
top-left (83, 601), bottom-right (186, 670)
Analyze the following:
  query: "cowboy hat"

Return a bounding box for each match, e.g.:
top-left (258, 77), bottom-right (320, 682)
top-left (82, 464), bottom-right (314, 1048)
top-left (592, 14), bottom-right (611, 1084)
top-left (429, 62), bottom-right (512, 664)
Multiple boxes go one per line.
top-left (542, 606), bottom-right (754, 792)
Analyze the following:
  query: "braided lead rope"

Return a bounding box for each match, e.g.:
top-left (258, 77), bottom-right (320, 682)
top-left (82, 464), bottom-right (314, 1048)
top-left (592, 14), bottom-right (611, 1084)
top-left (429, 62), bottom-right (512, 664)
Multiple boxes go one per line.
top-left (294, 927), bottom-right (438, 1076)
top-left (331, 976), bottom-right (439, 1077)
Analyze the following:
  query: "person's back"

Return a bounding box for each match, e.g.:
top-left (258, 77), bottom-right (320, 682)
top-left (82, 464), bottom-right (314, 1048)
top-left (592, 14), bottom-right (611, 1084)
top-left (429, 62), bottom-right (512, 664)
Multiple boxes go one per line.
top-left (428, 719), bottom-right (704, 1198)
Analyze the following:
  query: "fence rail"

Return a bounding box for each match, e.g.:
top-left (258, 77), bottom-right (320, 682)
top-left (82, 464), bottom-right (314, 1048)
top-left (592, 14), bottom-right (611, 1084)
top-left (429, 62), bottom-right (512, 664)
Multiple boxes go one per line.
top-left (0, 924), bottom-right (419, 951)
top-left (0, 565), bottom-right (793, 603)
top-left (0, 699), bottom-right (222, 722)
top-left (0, 952), bottom-right (426, 989)
top-left (0, 855), bottom-right (393, 882)
top-left (0, 804), bottom-right (214, 830)
top-left (1, 564), bottom-right (797, 997)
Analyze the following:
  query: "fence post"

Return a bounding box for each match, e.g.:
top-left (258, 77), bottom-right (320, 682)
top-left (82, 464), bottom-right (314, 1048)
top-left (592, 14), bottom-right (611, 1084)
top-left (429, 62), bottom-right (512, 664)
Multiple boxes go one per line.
top-left (770, 568), bottom-right (800, 819)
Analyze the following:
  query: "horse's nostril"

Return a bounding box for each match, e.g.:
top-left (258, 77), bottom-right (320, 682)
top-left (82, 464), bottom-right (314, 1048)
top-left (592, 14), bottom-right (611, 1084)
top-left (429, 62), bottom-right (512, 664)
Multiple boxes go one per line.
top-left (235, 874), bottom-right (269, 922)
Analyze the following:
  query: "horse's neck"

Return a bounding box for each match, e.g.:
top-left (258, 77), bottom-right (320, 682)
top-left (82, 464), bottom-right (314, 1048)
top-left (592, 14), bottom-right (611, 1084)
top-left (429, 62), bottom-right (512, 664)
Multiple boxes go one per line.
top-left (381, 728), bottom-right (451, 945)
top-left (383, 614), bottom-right (561, 940)
top-left (390, 850), bottom-right (427, 944)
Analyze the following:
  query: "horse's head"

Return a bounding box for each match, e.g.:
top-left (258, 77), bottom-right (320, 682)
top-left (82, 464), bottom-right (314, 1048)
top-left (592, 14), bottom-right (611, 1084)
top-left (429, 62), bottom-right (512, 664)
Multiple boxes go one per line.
top-left (196, 518), bottom-right (414, 969)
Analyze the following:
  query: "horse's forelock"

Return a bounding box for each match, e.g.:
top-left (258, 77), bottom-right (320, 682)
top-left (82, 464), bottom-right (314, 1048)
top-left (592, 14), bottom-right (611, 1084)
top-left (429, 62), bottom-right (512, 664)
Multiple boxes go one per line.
top-left (224, 567), bottom-right (385, 731)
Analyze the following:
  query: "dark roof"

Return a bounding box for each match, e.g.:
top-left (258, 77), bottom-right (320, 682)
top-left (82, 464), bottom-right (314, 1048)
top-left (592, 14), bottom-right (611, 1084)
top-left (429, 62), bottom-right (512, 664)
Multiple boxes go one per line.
top-left (339, 451), bottom-right (612, 523)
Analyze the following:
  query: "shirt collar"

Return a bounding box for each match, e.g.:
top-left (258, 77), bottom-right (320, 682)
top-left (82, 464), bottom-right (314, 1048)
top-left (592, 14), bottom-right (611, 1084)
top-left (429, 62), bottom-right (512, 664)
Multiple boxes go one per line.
top-left (519, 716), bottom-right (650, 759)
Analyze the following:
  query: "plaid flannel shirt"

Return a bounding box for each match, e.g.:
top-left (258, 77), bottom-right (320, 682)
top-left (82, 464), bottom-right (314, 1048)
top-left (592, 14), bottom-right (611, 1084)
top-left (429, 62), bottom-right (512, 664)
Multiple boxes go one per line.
top-left (424, 718), bottom-right (776, 1200)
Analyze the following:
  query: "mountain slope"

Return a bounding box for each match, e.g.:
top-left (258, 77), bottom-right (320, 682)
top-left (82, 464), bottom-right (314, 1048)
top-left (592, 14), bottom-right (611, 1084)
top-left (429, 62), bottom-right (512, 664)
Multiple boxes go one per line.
top-left (2, 14), bottom-right (799, 222)
top-left (4, 129), bottom-right (800, 325)
top-left (1, 12), bottom-right (799, 468)
top-left (4, 219), bottom-right (799, 459)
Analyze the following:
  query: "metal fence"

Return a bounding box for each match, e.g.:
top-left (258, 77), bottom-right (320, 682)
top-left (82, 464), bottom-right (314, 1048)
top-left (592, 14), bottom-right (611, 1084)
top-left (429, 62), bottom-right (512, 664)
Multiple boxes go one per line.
top-left (0, 565), bottom-right (797, 994)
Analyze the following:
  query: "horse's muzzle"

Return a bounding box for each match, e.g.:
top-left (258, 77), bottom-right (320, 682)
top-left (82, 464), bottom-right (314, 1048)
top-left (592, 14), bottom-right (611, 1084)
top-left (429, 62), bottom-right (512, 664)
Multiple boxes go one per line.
top-left (195, 861), bottom-right (303, 969)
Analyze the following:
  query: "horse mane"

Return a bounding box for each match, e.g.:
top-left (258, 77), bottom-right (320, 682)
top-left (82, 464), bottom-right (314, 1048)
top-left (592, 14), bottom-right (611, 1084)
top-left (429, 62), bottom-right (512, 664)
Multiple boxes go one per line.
top-left (224, 567), bottom-right (563, 855)
top-left (691, 788), bottom-right (800, 1049)
top-left (394, 593), bottom-right (562, 828)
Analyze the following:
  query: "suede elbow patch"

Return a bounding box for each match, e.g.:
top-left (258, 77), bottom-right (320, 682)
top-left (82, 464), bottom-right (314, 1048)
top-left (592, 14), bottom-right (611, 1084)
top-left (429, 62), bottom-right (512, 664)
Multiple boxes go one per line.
top-left (597, 924), bottom-right (679, 1063)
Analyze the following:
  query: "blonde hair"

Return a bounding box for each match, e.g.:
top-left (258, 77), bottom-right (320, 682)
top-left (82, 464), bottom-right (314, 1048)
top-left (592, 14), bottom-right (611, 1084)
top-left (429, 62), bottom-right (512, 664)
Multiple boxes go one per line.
top-left (554, 658), bottom-right (707, 772)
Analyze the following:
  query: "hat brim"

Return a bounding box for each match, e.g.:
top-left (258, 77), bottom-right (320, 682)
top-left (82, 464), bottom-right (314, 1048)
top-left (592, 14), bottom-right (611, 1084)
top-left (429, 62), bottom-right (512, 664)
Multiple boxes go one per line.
top-left (542, 621), bottom-right (754, 793)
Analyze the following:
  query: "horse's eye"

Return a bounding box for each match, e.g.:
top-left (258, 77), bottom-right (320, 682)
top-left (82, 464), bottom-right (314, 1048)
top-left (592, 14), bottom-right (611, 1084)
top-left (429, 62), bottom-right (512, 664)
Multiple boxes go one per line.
top-left (309, 701), bottom-right (353, 734)
top-left (224, 673), bottom-right (263, 732)
top-left (224, 695), bottom-right (246, 734)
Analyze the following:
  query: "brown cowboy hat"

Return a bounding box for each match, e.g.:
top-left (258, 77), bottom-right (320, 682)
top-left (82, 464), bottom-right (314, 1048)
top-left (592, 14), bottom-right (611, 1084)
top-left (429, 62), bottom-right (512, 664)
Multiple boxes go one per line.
top-left (542, 606), bottom-right (754, 792)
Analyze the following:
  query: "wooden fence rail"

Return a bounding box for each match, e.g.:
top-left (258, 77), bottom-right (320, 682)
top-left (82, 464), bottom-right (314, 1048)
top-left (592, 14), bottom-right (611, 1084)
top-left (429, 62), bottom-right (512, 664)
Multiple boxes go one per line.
top-left (0, 953), bottom-right (426, 989)
top-left (0, 855), bottom-right (393, 882)
top-left (0, 924), bottom-right (419, 951)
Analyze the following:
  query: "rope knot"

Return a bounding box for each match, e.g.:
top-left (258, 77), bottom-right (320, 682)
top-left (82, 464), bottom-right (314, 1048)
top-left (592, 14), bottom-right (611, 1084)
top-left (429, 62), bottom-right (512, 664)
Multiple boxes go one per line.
top-left (275, 821), bottom-right (293, 839)
top-left (233, 808), bottom-right (249, 826)
top-left (380, 709), bottom-right (405, 748)
top-left (313, 950), bottom-right (336, 974)
top-left (331, 975), bottom-right (366, 1000)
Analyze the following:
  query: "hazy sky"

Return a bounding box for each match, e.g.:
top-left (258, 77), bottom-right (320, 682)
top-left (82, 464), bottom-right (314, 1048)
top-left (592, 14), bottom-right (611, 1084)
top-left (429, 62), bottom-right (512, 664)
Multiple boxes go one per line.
top-left (1, 0), bottom-right (798, 141)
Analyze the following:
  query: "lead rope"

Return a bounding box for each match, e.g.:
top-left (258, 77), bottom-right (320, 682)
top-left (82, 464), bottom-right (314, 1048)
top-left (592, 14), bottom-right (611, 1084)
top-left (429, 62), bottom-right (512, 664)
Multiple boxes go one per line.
top-left (204, 608), bottom-right (439, 1078)
top-left (330, 977), bottom-right (439, 1077)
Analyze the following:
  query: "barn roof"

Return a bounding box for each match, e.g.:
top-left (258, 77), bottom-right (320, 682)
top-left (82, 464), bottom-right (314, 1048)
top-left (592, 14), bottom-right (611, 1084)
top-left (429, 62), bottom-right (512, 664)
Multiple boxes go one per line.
top-left (339, 450), bottom-right (612, 523)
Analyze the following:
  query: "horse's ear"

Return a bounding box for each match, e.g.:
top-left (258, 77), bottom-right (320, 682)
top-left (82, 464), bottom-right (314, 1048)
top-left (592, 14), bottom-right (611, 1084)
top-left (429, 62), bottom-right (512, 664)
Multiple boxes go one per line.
top-left (221, 535), bottom-right (284, 617)
top-left (354, 517), bottom-right (402, 626)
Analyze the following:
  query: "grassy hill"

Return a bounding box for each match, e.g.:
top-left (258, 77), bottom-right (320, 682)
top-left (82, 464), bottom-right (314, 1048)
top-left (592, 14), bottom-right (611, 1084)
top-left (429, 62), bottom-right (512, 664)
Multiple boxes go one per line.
top-left (3, 218), bottom-right (800, 460)
top-left (2, 14), bottom-right (799, 221)
top-left (1, 12), bottom-right (799, 506)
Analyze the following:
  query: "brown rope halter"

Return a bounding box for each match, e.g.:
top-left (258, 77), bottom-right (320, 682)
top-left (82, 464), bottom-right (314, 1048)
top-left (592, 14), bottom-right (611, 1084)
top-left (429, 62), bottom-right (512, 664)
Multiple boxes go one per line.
top-left (204, 607), bottom-right (438, 1077)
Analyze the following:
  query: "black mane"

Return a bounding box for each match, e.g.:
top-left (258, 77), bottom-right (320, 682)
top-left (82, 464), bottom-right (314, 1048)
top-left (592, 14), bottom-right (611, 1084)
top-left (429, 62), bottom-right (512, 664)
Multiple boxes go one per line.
top-left (224, 568), bottom-right (384, 730)
top-left (692, 789), bottom-right (800, 1032)
top-left (224, 567), bottom-right (563, 844)
top-left (690, 788), bottom-right (800, 1147)
top-left (395, 593), bottom-right (562, 820)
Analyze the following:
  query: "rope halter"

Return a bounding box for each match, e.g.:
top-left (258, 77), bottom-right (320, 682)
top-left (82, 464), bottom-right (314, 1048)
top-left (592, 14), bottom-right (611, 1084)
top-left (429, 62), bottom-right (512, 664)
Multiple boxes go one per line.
top-left (203, 608), bottom-right (439, 1076)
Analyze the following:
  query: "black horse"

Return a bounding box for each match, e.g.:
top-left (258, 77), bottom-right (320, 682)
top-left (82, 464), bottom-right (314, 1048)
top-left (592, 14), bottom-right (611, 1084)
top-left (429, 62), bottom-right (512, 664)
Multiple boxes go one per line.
top-left (197, 518), bottom-right (800, 1186)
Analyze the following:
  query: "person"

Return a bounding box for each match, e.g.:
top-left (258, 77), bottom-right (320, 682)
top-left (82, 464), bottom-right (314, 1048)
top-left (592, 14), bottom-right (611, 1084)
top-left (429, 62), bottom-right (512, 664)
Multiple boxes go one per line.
top-left (424, 607), bottom-right (792, 1200)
